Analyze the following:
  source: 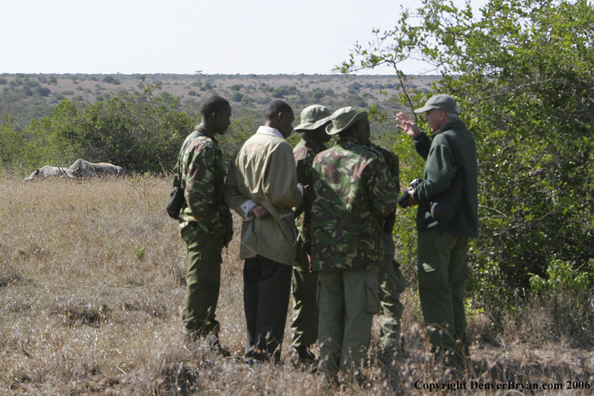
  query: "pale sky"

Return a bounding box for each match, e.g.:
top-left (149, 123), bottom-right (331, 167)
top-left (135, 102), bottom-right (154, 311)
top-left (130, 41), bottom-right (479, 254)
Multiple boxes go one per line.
top-left (1, 0), bottom-right (487, 75)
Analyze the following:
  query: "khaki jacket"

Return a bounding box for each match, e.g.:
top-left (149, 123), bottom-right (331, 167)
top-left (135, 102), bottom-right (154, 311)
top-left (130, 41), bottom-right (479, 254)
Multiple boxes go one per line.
top-left (224, 130), bottom-right (303, 266)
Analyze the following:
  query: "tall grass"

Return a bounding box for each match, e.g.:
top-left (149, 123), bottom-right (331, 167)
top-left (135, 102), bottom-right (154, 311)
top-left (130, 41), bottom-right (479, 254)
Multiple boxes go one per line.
top-left (0, 176), bottom-right (592, 395)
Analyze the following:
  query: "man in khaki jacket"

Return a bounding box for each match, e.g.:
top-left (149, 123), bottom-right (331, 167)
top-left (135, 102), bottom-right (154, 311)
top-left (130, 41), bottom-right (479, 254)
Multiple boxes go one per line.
top-left (224, 99), bottom-right (303, 363)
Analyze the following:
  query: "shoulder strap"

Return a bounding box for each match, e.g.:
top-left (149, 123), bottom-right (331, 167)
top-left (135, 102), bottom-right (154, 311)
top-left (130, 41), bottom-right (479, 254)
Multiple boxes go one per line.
top-left (181, 131), bottom-right (205, 153)
top-left (442, 134), bottom-right (463, 168)
top-left (175, 131), bottom-right (206, 188)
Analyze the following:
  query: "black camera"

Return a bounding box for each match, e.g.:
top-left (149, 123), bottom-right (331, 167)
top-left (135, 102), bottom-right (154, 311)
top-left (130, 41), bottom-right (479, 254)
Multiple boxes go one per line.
top-left (398, 178), bottom-right (423, 208)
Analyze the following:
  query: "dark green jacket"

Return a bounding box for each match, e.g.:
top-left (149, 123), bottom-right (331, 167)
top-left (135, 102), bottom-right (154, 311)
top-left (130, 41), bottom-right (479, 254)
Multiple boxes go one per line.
top-left (412, 119), bottom-right (479, 237)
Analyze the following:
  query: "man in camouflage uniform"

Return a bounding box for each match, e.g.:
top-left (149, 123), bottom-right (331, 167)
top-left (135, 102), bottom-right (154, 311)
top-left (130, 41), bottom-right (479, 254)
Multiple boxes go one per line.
top-left (311, 107), bottom-right (398, 384)
top-left (174, 96), bottom-right (234, 355)
top-left (290, 105), bottom-right (332, 364)
top-left (366, 141), bottom-right (407, 359)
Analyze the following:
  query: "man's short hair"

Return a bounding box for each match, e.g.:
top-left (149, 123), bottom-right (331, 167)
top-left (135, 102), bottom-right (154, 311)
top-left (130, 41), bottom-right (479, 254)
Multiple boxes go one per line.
top-left (200, 96), bottom-right (230, 119)
top-left (265, 100), bottom-right (293, 120)
top-left (445, 112), bottom-right (459, 121)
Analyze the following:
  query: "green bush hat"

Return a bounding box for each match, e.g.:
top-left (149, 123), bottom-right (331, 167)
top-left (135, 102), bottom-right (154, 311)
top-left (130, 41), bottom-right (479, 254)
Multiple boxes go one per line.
top-left (414, 94), bottom-right (462, 115)
top-left (325, 107), bottom-right (369, 135)
top-left (293, 105), bottom-right (333, 132)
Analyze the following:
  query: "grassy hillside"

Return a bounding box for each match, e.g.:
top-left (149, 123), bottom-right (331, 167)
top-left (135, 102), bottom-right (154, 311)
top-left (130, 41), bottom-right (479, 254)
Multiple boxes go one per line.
top-left (1, 176), bottom-right (592, 395)
top-left (0, 73), bottom-right (437, 131)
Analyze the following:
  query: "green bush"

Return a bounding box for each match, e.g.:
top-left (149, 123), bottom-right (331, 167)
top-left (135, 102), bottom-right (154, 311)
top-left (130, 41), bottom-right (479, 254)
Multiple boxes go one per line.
top-left (34, 87), bottom-right (51, 97)
top-left (231, 92), bottom-right (243, 102)
top-left (102, 76), bottom-right (121, 85)
top-left (0, 120), bottom-right (27, 171)
top-left (25, 81), bottom-right (198, 173)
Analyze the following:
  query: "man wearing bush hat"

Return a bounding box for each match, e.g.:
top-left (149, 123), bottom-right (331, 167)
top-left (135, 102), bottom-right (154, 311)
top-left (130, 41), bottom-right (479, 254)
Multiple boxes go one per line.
top-left (364, 139), bottom-right (407, 362)
top-left (290, 105), bottom-right (332, 365)
top-left (396, 94), bottom-right (478, 364)
top-left (311, 107), bottom-right (398, 384)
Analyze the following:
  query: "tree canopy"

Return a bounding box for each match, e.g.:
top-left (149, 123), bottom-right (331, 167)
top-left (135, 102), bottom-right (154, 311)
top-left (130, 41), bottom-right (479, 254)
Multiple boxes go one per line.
top-left (340, 0), bottom-right (594, 307)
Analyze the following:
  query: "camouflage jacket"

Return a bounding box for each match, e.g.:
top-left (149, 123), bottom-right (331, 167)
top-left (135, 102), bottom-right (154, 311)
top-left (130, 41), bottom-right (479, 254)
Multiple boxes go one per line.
top-left (174, 125), bottom-right (233, 245)
top-left (310, 137), bottom-right (398, 271)
top-left (367, 143), bottom-right (400, 234)
top-left (367, 143), bottom-right (399, 194)
top-left (293, 135), bottom-right (327, 267)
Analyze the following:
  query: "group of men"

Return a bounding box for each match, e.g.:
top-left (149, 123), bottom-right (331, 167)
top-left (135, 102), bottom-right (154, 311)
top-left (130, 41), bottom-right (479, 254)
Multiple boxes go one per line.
top-left (173, 93), bottom-right (478, 385)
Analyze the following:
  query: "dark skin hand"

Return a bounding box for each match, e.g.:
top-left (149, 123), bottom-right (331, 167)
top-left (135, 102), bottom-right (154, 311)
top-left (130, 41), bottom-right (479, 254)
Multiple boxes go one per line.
top-left (249, 205), bottom-right (270, 220)
top-left (248, 181), bottom-right (303, 220)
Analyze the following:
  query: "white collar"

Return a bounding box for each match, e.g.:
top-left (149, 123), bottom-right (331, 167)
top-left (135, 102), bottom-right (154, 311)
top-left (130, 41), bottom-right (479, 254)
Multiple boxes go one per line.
top-left (256, 126), bottom-right (284, 139)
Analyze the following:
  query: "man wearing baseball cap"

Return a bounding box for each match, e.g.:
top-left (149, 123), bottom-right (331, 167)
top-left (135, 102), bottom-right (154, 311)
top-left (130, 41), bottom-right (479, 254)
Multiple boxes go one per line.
top-left (311, 107), bottom-right (398, 384)
top-left (290, 105), bottom-right (333, 365)
top-left (396, 94), bottom-right (478, 365)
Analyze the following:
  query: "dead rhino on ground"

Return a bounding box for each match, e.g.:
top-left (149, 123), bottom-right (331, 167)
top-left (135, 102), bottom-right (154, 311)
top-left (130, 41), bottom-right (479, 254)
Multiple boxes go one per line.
top-left (24, 159), bottom-right (125, 180)
top-left (24, 166), bottom-right (75, 181)
top-left (68, 159), bottom-right (125, 178)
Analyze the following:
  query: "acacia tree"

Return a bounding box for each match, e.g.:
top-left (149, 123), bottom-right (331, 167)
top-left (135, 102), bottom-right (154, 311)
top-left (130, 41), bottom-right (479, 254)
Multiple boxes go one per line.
top-left (340, 0), bottom-right (594, 306)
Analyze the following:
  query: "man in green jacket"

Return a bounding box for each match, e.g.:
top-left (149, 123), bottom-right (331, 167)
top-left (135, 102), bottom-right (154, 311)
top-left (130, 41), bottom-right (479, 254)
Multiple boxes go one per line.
top-left (312, 107), bottom-right (398, 384)
top-left (174, 96), bottom-right (234, 355)
top-left (396, 94), bottom-right (478, 363)
top-left (224, 100), bottom-right (303, 363)
top-left (290, 105), bottom-right (332, 364)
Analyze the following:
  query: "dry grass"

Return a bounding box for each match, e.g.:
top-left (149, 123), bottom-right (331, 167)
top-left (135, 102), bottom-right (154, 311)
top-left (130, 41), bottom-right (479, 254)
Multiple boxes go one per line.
top-left (1, 176), bottom-right (593, 395)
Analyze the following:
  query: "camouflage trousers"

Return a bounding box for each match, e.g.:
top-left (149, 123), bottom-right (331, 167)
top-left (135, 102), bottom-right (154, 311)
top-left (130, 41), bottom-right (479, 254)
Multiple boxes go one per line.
top-left (378, 231), bottom-right (407, 351)
top-left (181, 225), bottom-right (225, 338)
top-left (291, 267), bottom-right (319, 349)
top-left (417, 230), bottom-right (469, 357)
top-left (317, 267), bottom-right (380, 384)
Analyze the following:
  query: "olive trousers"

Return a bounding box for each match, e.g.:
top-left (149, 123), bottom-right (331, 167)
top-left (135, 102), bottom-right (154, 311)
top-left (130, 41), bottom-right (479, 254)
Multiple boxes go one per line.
top-left (182, 226), bottom-right (225, 338)
top-left (417, 230), bottom-right (469, 357)
top-left (377, 231), bottom-right (407, 350)
top-left (317, 267), bottom-right (379, 384)
top-left (290, 267), bottom-right (319, 349)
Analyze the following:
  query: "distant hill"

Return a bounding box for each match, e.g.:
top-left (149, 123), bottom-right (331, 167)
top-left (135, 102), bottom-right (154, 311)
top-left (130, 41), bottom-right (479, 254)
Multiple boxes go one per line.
top-left (0, 73), bottom-right (440, 130)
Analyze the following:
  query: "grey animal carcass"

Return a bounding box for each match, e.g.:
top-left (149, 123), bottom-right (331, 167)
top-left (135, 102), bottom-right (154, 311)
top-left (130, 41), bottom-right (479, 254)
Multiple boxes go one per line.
top-left (24, 159), bottom-right (125, 180)
top-left (68, 159), bottom-right (125, 177)
top-left (24, 166), bottom-right (75, 181)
